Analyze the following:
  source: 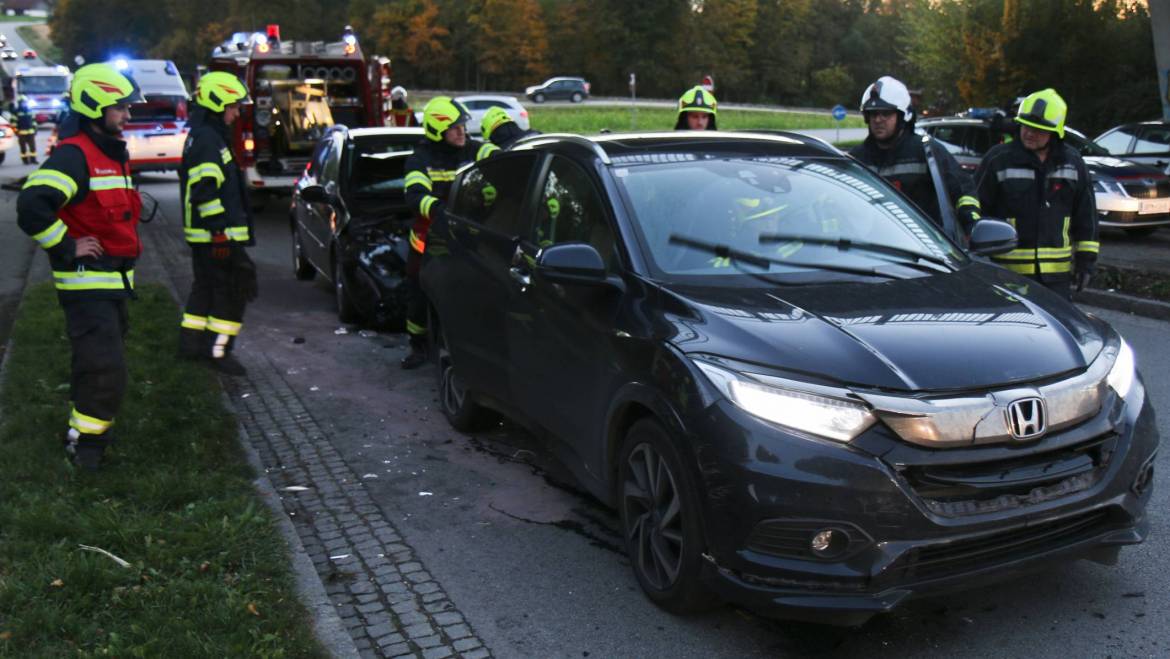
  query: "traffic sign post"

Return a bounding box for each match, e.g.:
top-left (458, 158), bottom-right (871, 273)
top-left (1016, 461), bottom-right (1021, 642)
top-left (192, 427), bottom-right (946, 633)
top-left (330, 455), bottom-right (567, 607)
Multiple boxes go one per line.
top-left (832, 104), bottom-right (847, 144)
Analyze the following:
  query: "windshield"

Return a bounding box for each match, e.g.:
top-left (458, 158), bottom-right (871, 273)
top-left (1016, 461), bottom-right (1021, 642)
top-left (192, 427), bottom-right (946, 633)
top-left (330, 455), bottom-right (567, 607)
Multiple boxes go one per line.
top-left (129, 94), bottom-right (186, 122)
top-left (18, 75), bottom-right (68, 94)
top-left (613, 155), bottom-right (965, 282)
top-left (1065, 131), bottom-right (1110, 157)
top-left (343, 136), bottom-right (416, 196)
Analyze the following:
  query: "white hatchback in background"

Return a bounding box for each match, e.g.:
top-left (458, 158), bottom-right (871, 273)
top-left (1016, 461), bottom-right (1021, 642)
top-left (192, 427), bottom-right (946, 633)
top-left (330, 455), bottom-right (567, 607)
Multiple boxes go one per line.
top-left (112, 59), bottom-right (191, 173)
top-left (454, 95), bottom-right (530, 136)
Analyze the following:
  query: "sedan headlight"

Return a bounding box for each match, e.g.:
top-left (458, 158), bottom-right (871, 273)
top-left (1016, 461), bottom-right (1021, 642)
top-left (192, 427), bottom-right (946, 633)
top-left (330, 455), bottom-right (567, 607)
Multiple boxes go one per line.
top-left (1106, 338), bottom-right (1135, 399)
top-left (1092, 177), bottom-right (1126, 195)
top-left (694, 360), bottom-right (876, 442)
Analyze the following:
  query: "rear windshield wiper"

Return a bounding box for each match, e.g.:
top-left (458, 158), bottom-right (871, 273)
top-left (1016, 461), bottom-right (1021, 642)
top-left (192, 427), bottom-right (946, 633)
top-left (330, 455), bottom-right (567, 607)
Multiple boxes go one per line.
top-left (667, 235), bottom-right (901, 280)
top-left (756, 233), bottom-right (956, 272)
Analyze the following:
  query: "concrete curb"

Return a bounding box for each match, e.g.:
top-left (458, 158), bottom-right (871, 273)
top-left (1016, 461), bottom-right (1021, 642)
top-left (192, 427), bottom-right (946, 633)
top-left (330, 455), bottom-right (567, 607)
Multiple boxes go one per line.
top-left (1075, 287), bottom-right (1170, 322)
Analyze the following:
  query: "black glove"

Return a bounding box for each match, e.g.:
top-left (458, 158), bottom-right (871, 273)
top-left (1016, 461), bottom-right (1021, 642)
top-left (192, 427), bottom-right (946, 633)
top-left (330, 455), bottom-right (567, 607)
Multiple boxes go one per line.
top-left (232, 247), bottom-right (259, 302)
top-left (1074, 252), bottom-right (1096, 292)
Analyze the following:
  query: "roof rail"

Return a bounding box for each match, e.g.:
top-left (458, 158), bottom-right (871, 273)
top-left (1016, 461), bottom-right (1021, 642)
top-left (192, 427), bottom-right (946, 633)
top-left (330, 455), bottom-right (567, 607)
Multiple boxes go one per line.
top-left (510, 132), bottom-right (611, 164)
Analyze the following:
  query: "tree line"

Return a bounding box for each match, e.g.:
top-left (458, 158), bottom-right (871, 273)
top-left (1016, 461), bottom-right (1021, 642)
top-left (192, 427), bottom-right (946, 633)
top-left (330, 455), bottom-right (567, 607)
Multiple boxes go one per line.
top-left (48, 0), bottom-right (1160, 133)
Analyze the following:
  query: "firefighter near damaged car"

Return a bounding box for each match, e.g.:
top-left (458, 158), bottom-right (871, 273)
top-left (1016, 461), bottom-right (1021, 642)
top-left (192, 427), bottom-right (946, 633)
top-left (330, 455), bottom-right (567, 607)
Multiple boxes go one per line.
top-left (15, 63), bottom-right (145, 471)
top-left (481, 105), bottom-right (539, 149)
top-left (177, 71), bottom-right (258, 376)
top-left (850, 76), bottom-right (981, 238)
top-left (400, 96), bottom-right (498, 370)
top-left (675, 86), bottom-right (717, 131)
top-left (975, 88), bottom-right (1099, 299)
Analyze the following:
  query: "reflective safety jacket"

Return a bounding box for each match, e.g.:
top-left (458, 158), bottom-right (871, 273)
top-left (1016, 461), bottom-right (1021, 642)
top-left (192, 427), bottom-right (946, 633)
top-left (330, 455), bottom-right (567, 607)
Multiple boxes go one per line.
top-left (974, 139), bottom-right (1098, 286)
top-left (14, 105), bottom-right (36, 135)
top-left (387, 107), bottom-right (420, 127)
top-left (180, 108), bottom-right (253, 246)
top-left (16, 121), bottom-right (141, 299)
top-left (850, 130), bottom-right (981, 233)
top-left (403, 137), bottom-right (497, 253)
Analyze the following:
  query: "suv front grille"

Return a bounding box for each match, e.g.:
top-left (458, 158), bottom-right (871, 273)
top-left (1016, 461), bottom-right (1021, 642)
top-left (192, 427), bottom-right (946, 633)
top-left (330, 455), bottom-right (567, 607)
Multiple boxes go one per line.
top-left (1121, 179), bottom-right (1170, 199)
top-left (901, 434), bottom-right (1117, 517)
top-left (892, 508), bottom-right (1117, 583)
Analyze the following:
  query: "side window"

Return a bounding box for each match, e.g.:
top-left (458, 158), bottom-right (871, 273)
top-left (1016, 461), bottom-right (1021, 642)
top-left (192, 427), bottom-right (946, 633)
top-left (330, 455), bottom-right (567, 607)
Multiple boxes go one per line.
top-left (533, 156), bottom-right (616, 269)
top-left (968, 127), bottom-right (992, 156)
top-left (929, 126), bottom-right (963, 152)
top-left (1133, 126), bottom-right (1170, 154)
top-left (1095, 127), bottom-right (1138, 155)
top-left (450, 153), bottom-right (538, 236)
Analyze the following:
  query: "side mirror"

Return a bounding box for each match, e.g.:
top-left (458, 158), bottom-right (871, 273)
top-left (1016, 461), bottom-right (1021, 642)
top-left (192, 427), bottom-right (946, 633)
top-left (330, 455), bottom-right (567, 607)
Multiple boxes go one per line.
top-left (299, 184), bottom-right (330, 204)
top-left (968, 219), bottom-right (1018, 256)
top-left (535, 242), bottom-right (613, 287)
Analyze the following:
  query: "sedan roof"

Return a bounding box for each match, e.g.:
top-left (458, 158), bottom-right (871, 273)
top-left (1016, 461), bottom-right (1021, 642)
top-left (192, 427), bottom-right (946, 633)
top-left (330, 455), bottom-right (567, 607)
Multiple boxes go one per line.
top-left (513, 131), bottom-right (841, 162)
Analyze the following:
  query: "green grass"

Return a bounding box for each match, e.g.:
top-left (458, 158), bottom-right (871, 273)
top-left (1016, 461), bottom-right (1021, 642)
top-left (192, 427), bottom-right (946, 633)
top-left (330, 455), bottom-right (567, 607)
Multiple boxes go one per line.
top-left (0, 15), bottom-right (44, 23)
top-left (0, 284), bottom-right (326, 657)
top-left (14, 24), bottom-right (63, 64)
top-left (525, 106), bottom-right (865, 134)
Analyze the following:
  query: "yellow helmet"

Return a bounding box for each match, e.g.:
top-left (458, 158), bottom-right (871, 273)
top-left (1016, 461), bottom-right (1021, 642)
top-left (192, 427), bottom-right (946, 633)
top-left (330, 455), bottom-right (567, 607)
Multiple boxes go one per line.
top-left (1015, 88), bottom-right (1067, 139)
top-left (423, 96), bottom-right (471, 142)
top-left (481, 106), bottom-right (514, 140)
top-left (69, 63), bottom-right (143, 120)
top-left (675, 86), bottom-right (718, 130)
top-left (195, 71), bottom-right (250, 113)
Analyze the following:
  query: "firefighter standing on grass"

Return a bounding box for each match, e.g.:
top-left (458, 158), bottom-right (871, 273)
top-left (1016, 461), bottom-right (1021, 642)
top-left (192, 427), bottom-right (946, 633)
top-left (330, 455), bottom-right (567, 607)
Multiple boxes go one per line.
top-left (400, 96), bottom-right (497, 369)
top-left (14, 96), bottom-right (39, 164)
top-left (16, 64), bottom-right (144, 471)
top-left (177, 71), bottom-right (257, 376)
top-left (974, 89), bottom-right (1098, 299)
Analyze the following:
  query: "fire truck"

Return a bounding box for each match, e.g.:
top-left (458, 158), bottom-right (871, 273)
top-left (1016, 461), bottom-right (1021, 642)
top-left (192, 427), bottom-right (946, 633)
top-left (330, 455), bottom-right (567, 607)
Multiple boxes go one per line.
top-left (11, 65), bottom-right (71, 123)
top-left (206, 25), bottom-right (390, 191)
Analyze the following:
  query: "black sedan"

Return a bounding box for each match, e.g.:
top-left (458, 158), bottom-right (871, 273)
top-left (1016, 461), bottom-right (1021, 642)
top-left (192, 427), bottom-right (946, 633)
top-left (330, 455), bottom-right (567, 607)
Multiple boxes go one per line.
top-left (421, 132), bottom-right (1157, 624)
top-left (290, 126), bottom-right (423, 327)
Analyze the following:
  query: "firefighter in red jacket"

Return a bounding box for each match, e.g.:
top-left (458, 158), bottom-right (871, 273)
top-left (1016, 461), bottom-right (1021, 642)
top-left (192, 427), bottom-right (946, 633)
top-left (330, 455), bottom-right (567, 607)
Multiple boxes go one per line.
top-left (16, 64), bottom-right (144, 470)
top-left (387, 86), bottom-right (420, 127)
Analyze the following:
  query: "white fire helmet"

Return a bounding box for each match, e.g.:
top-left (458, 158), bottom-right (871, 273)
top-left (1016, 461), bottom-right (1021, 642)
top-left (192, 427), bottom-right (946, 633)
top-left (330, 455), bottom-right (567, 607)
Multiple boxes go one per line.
top-left (391, 86), bottom-right (407, 102)
top-left (860, 76), bottom-right (912, 122)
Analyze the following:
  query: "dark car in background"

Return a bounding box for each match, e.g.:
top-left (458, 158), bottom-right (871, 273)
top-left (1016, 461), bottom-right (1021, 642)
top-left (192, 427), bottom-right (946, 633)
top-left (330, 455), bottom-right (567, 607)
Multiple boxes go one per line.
top-left (422, 131), bottom-right (1156, 623)
top-left (920, 116), bottom-right (1170, 236)
top-left (1094, 120), bottom-right (1170, 174)
top-left (290, 126), bottom-right (424, 327)
top-left (525, 76), bottom-right (590, 103)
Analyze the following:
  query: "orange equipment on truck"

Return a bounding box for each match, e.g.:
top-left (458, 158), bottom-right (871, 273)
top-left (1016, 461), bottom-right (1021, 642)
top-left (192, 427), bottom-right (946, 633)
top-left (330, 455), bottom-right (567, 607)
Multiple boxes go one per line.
top-left (206, 25), bottom-right (389, 191)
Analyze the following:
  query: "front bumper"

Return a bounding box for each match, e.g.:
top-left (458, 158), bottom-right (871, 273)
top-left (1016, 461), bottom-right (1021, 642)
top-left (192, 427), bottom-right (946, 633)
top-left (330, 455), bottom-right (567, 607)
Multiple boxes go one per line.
top-left (688, 380), bottom-right (1158, 623)
top-left (1096, 192), bottom-right (1170, 227)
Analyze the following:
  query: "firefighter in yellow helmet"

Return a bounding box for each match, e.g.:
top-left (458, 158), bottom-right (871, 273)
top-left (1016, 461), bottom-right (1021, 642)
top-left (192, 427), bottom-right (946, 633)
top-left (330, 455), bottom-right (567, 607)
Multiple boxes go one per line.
top-left (16, 63), bottom-right (144, 470)
top-left (975, 88), bottom-right (1098, 298)
top-left (675, 86), bottom-right (717, 131)
top-left (13, 95), bottom-right (39, 164)
top-left (400, 96), bottom-right (498, 368)
top-left (177, 71), bottom-right (256, 376)
top-left (481, 106), bottom-right (539, 149)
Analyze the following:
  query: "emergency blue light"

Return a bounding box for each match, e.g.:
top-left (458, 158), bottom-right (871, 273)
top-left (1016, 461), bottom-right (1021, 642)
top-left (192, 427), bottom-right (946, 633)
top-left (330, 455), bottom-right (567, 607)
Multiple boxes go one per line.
top-left (113, 57), bottom-right (130, 71)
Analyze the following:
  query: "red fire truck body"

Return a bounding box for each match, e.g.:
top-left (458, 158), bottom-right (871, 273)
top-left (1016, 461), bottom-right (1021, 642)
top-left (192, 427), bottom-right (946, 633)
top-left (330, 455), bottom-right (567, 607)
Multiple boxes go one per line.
top-left (207, 27), bottom-right (388, 191)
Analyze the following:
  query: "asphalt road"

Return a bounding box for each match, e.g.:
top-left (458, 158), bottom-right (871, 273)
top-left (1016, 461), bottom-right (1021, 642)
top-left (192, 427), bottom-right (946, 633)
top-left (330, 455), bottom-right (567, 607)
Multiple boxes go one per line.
top-left (120, 172), bottom-right (1167, 658)
top-left (0, 19), bottom-right (51, 73)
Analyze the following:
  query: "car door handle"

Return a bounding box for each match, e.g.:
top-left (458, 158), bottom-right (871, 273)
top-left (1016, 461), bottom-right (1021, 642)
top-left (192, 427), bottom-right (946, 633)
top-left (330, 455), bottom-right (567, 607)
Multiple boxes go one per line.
top-left (508, 267), bottom-right (531, 287)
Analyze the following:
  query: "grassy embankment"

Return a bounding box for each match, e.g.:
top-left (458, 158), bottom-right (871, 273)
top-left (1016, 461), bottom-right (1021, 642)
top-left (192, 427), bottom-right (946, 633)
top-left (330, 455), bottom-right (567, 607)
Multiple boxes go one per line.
top-left (526, 105), bottom-right (864, 135)
top-left (14, 23), bottom-right (63, 65)
top-left (0, 283), bottom-right (327, 657)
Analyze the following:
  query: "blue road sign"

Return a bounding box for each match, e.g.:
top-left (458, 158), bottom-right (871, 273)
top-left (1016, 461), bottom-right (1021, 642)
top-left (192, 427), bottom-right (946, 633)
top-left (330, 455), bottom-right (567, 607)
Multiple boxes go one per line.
top-left (832, 104), bottom-right (847, 121)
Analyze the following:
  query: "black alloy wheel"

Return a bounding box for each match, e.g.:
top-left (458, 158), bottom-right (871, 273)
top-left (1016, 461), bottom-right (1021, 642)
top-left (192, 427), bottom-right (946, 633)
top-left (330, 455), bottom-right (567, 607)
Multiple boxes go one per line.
top-left (332, 254), bottom-right (361, 324)
top-left (618, 419), bottom-right (713, 613)
top-left (292, 224), bottom-right (316, 280)
top-left (435, 326), bottom-right (496, 431)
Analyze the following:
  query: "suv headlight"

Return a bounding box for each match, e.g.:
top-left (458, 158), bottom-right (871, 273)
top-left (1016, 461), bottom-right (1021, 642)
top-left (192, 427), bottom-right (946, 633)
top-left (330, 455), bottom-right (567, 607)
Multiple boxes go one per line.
top-left (1106, 338), bottom-right (1135, 399)
top-left (694, 360), bottom-right (876, 442)
top-left (1092, 178), bottom-right (1126, 195)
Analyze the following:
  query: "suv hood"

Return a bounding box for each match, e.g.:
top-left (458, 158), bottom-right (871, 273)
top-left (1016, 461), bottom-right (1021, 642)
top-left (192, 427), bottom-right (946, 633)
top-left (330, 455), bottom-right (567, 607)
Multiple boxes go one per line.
top-left (1084, 155), bottom-right (1167, 178)
top-left (664, 264), bottom-right (1106, 392)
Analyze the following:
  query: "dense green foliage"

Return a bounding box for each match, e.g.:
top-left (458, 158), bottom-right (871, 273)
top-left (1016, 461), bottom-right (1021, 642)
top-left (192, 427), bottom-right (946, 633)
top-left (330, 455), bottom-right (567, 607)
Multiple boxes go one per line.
top-left (46, 0), bottom-right (1160, 133)
top-left (0, 284), bottom-right (325, 657)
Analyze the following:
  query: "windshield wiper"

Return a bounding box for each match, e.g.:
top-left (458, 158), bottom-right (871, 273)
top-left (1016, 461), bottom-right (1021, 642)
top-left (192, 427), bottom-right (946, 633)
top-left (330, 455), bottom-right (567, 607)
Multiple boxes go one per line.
top-left (667, 235), bottom-right (901, 280)
top-left (756, 233), bottom-right (955, 272)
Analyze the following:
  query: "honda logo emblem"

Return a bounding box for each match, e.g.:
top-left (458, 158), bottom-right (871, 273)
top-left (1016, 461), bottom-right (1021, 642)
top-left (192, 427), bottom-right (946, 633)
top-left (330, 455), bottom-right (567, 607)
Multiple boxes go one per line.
top-left (1006, 397), bottom-right (1046, 440)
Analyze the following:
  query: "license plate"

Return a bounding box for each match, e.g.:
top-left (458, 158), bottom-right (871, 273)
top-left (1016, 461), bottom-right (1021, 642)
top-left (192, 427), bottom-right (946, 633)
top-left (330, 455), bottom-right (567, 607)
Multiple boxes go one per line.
top-left (1139, 198), bottom-right (1170, 214)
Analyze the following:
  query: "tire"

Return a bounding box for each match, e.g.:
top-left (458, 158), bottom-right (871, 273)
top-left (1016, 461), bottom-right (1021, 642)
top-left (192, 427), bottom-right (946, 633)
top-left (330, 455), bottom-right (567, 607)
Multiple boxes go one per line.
top-left (333, 254), bottom-right (361, 324)
top-left (435, 326), bottom-right (497, 432)
top-left (533, 93), bottom-right (546, 104)
top-left (571, 92), bottom-right (584, 103)
top-left (1124, 226), bottom-right (1159, 238)
top-left (292, 224), bottom-right (316, 281)
top-left (618, 418), bottom-right (715, 614)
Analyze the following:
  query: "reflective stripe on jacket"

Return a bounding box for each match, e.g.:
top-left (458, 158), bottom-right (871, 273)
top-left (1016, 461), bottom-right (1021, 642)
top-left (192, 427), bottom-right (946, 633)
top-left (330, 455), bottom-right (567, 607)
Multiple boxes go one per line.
top-left (974, 140), bottom-right (1098, 284)
top-left (180, 107), bottom-right (253, 245)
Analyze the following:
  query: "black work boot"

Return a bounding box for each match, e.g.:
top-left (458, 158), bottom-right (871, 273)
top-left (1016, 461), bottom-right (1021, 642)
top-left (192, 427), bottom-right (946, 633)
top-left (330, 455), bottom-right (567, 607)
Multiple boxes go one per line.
top-left (64, 429), bottom-right (106, 472)
top-left (208, 354), bottom-right (247, 376)
top-left (400, 346), bottom-right (428, 370)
